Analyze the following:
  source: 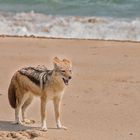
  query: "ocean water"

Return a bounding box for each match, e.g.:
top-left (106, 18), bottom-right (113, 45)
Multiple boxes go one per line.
top-left (0, 0), bottom-right (140, 41)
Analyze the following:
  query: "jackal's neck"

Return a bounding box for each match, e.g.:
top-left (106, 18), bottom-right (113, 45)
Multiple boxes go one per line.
top-left (48, 70), bottom-right (66, 92)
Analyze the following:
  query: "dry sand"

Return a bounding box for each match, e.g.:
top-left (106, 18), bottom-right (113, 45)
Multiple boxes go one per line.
top-left (0, 37), bottom-right (140, 140)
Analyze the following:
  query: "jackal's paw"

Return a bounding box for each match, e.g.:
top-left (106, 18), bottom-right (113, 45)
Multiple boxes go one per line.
top-left (57, 125), bottom-right (68, 130)
top-left (12, 121), bottom-right (24, 125)
top-left (41, 126), bottom-right (48, 132)
top-left (22, 119), bottom-right (35, 124)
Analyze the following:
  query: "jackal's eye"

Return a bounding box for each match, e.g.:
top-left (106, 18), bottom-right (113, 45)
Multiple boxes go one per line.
top-left (61, 70), bottom-right (65, 73)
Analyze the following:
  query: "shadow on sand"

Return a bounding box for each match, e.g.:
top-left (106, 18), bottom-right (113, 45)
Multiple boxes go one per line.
top-left (0, 120), bottom-right (38, 132)
top-left (0, 120), bottom-right (62, 132)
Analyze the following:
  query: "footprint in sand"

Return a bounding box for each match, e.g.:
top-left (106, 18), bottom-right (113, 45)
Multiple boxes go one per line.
top-left (0, 130), bottom-right (43, 140)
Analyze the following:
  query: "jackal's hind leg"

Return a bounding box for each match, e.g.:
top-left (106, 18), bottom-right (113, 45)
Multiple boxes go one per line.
top-left (21, 96), bottom-right (35, 124)
top-left (14, 96), bottom-right (26, 125)
top-left (15, 105), bottom-right (23, 125)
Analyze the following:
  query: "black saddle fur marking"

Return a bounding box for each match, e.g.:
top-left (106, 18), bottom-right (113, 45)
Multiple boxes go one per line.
top-left (18, 66), bottom-right (53, 88)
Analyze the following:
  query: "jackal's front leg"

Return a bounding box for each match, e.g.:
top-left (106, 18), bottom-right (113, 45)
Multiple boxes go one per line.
top-left (53, 97), bottom-right (67, 130)
top-left (40, 96), bottom-right (47, 131)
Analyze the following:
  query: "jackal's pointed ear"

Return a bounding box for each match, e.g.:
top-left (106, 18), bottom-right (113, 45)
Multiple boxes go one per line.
top-left (63, 59), bottom-right (72, 68)
top-left (53, 57), bottom-right (60, 63)
top-left (53, 57), bottom-right (61, 68)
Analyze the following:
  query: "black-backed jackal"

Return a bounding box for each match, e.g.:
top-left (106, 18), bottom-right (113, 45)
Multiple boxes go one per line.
top-left (8, 57), bottom-right (72, 131)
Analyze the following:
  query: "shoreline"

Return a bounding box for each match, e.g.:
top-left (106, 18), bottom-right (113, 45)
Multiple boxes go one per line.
top-left (0, 35), bottom-right (140, 44)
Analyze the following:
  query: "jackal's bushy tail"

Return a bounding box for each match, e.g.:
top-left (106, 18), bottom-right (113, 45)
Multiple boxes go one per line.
top-left (8, 82), bottom-right (16, 108)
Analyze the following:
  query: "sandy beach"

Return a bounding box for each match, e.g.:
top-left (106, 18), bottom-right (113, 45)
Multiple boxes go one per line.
top-left (0, 37), bottom-right (140, 140)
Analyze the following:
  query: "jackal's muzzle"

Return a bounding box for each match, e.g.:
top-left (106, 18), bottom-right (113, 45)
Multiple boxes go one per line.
top-left (62, 76), bottom-right (72, 85)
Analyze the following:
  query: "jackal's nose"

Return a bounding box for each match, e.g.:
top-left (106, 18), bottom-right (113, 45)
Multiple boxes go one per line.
top-left (69, 76), bottom-right (72, 80)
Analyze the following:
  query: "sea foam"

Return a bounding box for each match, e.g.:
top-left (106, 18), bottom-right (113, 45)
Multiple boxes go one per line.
top-left (0, 11), bottom-right (140, 41)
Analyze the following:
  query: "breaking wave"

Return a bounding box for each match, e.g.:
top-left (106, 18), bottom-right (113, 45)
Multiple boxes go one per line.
top-left (0, 11), bottom-right (140, 41)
